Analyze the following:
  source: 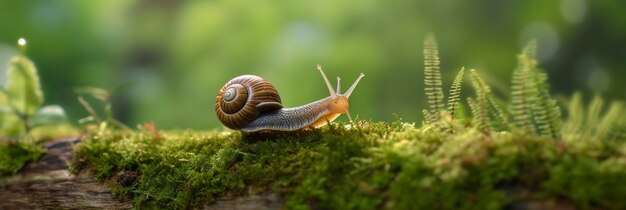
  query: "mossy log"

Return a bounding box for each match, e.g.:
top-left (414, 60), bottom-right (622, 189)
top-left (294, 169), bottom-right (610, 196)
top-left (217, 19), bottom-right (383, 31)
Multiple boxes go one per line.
top-left (0, 138), bottom-right (283, 209)
top-left (0, 138), bottom-right (132, 209)
top-left (2, 121), bottom-right (626, 209)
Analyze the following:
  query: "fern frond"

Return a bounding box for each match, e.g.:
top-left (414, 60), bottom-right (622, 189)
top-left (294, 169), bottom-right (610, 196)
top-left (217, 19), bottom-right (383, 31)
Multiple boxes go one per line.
top-left (469, 69), bottom-right (491, 93)
top-left (422, 109), bottom-right (432, 125)
top-left (468, 69), bottom-right (489, 133)
top-left (468, 69), bottom-right (506, 132)
top-left (579, 96), bottom-right (605, 139)
top-left (546, 98), bottom-right (562, 138)
top-left (532, 71), bottom-right (562, 139)
top-left (596, 101), bottom-right (624, 140)
top-left (447, 67), bottom-right (465, 118)
top-left (586, 96), bottom-right (604, 130)
top-left (510, 41), bottom-right (538, 134)
top-left (522, 40), bottom-right (538, 59)
top-left (561, 92), bottom-right (584, 139)
top-left (467, 97), bottom-right (488, 133)
top-left (562, 93), bottom-right (625, 140)
top-left (423, 34), bottom-right (445, 123)
top-left (487, 96), bottom-right (509, 129)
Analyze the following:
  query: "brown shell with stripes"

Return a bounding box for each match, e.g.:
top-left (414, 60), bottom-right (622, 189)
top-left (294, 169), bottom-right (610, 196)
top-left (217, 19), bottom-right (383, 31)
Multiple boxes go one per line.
top-left (215, 75), bottom-right (283, 129)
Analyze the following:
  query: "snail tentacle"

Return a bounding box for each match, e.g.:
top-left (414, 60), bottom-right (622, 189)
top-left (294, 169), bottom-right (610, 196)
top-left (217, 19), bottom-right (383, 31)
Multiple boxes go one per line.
top-left (344, 73), bottom-right (365, 99)
top-left (336, 77), bottom-right (341, 95)
top-left (316, 64), bottom-right (337, 99)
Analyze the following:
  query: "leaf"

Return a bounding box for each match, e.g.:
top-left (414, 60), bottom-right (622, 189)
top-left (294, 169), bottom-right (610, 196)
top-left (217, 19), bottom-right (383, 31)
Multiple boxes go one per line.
top-left (29, 105), bottom-right (68, 128)
top-left (5, 55), bottom-right (43, 117)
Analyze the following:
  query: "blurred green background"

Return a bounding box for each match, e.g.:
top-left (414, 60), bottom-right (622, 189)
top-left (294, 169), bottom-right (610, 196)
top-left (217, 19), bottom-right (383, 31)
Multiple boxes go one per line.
top-left (1, 0), bottom-right (624, 130)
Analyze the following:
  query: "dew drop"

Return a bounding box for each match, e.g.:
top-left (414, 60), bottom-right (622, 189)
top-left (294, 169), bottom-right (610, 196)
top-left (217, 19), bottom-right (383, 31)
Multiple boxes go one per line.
top-left (18, 38), bottom-right (27, 46)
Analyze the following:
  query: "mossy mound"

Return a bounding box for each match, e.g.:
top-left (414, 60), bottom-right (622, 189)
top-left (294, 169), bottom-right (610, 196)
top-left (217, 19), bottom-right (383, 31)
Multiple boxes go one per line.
top-left (0, 124), bottom-right (77, 176)
top-left (0, 140), bottom-right (44, 175)
top-left (71, 121), bottom-right (626, 210)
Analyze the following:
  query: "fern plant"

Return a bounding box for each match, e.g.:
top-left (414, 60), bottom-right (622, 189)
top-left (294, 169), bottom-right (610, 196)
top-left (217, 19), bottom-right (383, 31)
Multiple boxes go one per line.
top-left (420, 35), bottom-right (504, 133)
top-left (508, 41), bottom-right (562, 139)
top-left (419, 35), bottom-right (624, 144)
top-left (561, 93), bottom-right (625, 140)
top-left (510, 41), bottom-right (538, 134)
top-left (467, 69), bottom-right (507, 133)
top-left (532, 71), bottom-right (562, 139)
top-left (422, 34), bottom-right (445, 123)
top-left (447, 67), bottom-right (465, 118)
top-left (420, 37), bottom-right (566, 138)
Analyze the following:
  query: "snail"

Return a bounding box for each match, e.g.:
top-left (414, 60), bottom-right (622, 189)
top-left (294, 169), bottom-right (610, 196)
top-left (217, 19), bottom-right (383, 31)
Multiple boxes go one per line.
top-left (215, 65), bottom-right (365, 132)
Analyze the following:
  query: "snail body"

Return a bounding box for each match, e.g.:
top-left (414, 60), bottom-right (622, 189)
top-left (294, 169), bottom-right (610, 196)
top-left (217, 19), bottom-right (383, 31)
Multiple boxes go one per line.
top-left (215, 65), bottom-right (364, 132)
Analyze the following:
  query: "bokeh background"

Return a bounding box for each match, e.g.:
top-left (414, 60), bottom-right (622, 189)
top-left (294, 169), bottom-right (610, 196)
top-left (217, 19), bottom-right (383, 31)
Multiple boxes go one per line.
top-left (1, 0), bottom-right (624, 130)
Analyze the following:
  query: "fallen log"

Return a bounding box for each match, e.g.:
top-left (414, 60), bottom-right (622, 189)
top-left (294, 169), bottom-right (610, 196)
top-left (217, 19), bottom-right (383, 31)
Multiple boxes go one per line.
top-left (0, 138), bottom-right (133, 209)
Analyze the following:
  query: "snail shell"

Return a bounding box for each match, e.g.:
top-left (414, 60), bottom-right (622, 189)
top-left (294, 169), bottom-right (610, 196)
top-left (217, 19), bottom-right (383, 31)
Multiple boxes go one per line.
top-left (215, 75), bottom-right (283, 129)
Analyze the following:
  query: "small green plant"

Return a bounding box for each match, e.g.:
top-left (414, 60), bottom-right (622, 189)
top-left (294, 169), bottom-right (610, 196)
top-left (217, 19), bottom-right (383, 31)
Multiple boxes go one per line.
top-left (0, 38), bottom-right (70, 175)
top-left (420, 37), bottom-right (575, 141)
top-left (446, 67), bottom-right (464, 118)
top-left (422, 34), bottom-right (445, 124)
top-left (75, 86), bottom-right (132, 132)
top-left (561, 93), bottom-right (625, 141)
top-left (0, 38), bottom-right (69, 137)
top-left (509, 41), bottom-right (562, 139)
top-left (467, 69), bottom-right (508, 133)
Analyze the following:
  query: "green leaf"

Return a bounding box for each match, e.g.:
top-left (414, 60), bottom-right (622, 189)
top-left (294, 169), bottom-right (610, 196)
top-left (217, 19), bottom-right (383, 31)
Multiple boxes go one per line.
top-left (5, 55), bottom-right (43, 117)
top-left (29, 105), bottom-right (68, 128)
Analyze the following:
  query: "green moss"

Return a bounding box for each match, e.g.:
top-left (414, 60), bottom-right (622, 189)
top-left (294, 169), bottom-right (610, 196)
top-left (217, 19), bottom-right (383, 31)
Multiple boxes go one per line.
top-left (0, 124), bottom-right (77, 176)
top-left (71, 121), bottom-right (626, 209)
top-left (0, 139), bottom-right (44, 175)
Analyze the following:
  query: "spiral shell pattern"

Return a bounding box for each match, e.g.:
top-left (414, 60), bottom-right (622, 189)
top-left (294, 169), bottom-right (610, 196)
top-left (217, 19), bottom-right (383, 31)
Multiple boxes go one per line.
top-left (215, 75), bottom-right (282, 129)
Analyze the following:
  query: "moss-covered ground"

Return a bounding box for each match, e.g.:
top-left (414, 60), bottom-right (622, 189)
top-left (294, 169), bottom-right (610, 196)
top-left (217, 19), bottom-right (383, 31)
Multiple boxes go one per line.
top-left (70, 121), bottom-right (626, 210)
top-left (0, 124), bottom-right (77, 175)
top-left (0, 140), bottom-right (44, 175)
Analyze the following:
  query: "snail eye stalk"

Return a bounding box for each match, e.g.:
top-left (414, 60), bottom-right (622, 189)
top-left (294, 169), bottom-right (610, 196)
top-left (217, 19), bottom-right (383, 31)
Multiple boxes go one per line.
top-left (316, 64), bottom-right (337, 99)
top-left (336, 77), bottom-right (341, 95)
top-left (344, 73), bottom-right (365, 99)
